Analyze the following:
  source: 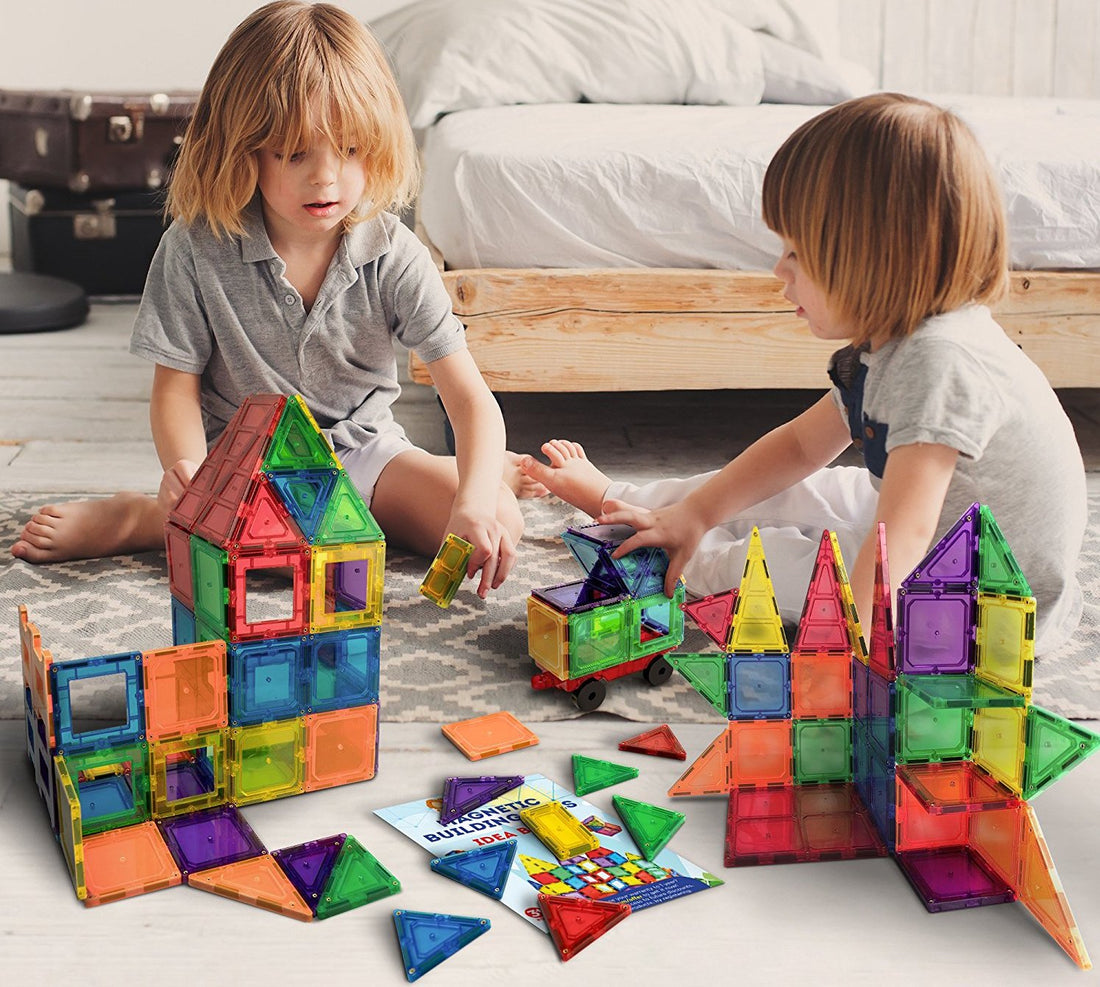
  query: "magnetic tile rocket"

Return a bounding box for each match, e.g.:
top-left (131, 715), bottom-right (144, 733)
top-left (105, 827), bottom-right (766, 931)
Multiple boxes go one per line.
top-left (669, 507), bottom-right (1099, 969)
top-left (20, 394), bottom-right (397, 917)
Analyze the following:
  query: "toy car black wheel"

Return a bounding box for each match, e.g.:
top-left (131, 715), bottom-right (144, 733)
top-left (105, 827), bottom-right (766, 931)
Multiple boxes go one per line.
top-left (643, 655), bottom-right (673, 686)
top-left (572, 678), bottom-right (607, 713)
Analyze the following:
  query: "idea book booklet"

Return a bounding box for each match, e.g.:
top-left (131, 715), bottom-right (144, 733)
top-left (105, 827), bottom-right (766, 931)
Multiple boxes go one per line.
top-left (374, 772), bottom-right (722, 931)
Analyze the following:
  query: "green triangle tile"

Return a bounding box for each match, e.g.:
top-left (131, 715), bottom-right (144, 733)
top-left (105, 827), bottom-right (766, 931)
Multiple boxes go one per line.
top-left (571, 754), bottom-right (639, 796)
top-left (262, 395), bottom-right (339, 472)
top-left (978, 505), bottom-right (1033, 597)
top-left (314, 835), bottom-right (401, 919)
top-left (670, 653), bottom-right (729, 715)
top-left (611, 794), bottom-right (685, 861)
top-left (313, 472), bottom-right (384, 545)
top-left (1022, 707), bottom-right (1100, 799)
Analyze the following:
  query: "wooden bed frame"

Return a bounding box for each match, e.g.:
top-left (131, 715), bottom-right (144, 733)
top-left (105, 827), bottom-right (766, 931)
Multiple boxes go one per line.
top-left (411, 230), bottom-right (1100, 392)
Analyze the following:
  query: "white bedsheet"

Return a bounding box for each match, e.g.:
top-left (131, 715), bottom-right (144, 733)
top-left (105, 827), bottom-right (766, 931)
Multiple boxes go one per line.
top-left (419, 97), bottom-right (1100, 271)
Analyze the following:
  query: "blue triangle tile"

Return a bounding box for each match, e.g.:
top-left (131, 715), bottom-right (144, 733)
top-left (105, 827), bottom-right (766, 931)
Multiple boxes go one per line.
top-left (430, 839), bottom-right (518, 900)
top-left (267, 468), bottom-right (339, 541)
top-left (393, 910), bottom-right (491, 981)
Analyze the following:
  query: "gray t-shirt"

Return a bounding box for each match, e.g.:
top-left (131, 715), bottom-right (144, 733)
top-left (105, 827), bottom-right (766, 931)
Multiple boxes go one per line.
top-left (834, 304), bottom-right (1085, 653)
top-left (129, 196), bottom-right (466, 448)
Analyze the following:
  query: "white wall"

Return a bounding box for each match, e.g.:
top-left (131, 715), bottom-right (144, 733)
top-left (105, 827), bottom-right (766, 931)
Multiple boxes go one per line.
top-left (0, 0), bottom-right (406, 256)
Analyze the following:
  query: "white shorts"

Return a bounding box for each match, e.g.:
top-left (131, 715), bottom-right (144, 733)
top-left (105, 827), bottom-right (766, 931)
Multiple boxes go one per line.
top-left (334, 430), bottom-right (416, 508)
top-left (604, 465), bottom-right (879, 620)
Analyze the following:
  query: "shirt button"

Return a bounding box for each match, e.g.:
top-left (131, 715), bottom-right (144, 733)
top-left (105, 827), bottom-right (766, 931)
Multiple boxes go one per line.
top-left (284, 294), bottom-right (295, 305)
top-left (864, 425), bottom-right (875, 439)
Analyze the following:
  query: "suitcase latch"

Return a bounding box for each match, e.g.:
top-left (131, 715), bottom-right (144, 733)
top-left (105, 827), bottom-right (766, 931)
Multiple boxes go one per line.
top-left (73, 200), bottom-right (117, 241)
top-left (108, 114), bottom-right (143, 144)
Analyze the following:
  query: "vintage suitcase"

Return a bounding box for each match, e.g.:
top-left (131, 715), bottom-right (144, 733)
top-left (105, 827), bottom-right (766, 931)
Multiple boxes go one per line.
top-left (9, 183), bottom-right (169, 296)
top-left (0, 89), bottom-right (196, 193)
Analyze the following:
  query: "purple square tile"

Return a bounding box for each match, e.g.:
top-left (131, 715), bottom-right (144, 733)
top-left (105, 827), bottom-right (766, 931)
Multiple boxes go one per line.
top-left (157, 804), bottom-right (266, 877)
top-left (897, 591), bottom-right (974, 673)
top-left (895, 846), bottom-right (1015, 912)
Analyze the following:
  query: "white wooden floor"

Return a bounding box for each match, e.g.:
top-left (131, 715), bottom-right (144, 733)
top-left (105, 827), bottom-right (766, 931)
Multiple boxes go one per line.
top-left (1, 303), bottom-right (1099, 983)
top-left (2, 718), bottom-right (1099, 986)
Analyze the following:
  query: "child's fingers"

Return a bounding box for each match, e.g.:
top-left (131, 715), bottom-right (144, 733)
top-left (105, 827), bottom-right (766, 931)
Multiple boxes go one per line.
top-left (492, 530), bottom-right (517, 589)
top-left (473, 545), bottom-right (496, 599)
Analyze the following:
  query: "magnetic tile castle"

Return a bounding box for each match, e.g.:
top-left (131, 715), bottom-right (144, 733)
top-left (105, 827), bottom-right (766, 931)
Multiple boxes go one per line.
top-left (528, 523), bottom-right (684, 709)
top-left (19, 393), bottom-right (397, 916)
top-left (668, 507), bottom-right (1099, 969)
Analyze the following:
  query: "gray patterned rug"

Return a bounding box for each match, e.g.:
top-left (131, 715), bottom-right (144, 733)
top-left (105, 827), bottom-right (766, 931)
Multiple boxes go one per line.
top-left (1, 492), bottom-right (1098, 723)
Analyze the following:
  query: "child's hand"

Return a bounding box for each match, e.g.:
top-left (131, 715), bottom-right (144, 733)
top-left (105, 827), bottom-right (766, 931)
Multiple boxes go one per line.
top-left (598, 499), bottom-right (708, 597)
top-left (157, 459), bottom-right (200, 514)
top-left (445, 505), bottom-right (517, 599)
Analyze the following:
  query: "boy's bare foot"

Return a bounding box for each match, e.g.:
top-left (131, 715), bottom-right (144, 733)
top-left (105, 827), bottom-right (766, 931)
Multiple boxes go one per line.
top-left (519, 439), bottom-right (612, 517)
top-left (504, 450), bottom-right (549, 499)
top-left (10, 492), bottom-right (166, 564)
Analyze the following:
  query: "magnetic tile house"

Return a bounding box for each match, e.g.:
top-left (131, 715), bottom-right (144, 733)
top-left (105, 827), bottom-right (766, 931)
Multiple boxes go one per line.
top-left (20, 393), bottom-right (390, 911)
top-left (669, 507), bottom-right (1099, 969)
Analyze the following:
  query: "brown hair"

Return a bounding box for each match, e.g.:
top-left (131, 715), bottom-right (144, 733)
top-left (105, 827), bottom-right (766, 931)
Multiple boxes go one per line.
top-left (168, 1), bottom-right (417, 237)
top-left (762, 93), bottom-right (1008, 347)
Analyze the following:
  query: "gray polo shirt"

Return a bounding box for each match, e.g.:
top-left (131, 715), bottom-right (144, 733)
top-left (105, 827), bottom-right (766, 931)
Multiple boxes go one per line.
top-left (129, 196), bottom-right (466, 448)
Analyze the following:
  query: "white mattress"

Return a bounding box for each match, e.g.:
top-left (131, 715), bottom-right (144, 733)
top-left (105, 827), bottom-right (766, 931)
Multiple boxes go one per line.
top-left (419, 97), bottom-right (1100, 271)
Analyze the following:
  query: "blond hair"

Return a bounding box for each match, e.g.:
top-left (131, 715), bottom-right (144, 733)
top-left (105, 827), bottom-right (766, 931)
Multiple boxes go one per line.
top-left (762, 93), bottom-right (1008, 347)
top-left (168, 1), bottom-right (417, 237)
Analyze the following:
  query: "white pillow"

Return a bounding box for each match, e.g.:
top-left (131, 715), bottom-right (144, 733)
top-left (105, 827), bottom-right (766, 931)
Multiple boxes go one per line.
top-left (757, 32), bottom-right (875, 104)
top-left (371, 0), bottom-right (765, 130)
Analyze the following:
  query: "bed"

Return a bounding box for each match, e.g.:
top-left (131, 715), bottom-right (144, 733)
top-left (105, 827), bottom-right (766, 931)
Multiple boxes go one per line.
top-left (373, 0), bottom-right (1100, 393)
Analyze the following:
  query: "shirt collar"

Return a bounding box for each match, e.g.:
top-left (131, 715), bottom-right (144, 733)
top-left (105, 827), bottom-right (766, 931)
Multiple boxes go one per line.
top-left (238, 194), bottom-right (392, 267)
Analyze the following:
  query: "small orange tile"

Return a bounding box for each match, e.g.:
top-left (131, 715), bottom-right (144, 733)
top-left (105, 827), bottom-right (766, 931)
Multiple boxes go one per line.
top-left (82, 821), bottom-right (181, 907)
top-left (441, 711), bottom-right (539, 761)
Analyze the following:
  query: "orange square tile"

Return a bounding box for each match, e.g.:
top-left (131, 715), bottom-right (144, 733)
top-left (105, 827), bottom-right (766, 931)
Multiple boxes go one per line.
top-left (304, 704), bottom-right (378, 791)
top-left (82, 821), bottom-right (181, 907)
top-left (441, 711), bottom-right (539, 761)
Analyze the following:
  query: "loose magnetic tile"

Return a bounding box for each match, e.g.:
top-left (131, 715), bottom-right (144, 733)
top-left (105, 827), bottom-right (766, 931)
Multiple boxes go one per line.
top-left (156, 804), bottom-right (265, 878)
top-left (271, 834), bottom-right (347, 912)
top-left (304, 704), bottom-right (378, 792)
top-left (1015, 803), bottom-right (1092, 969)
top-left (610, 794), bottom-right (684, 860)
top-left (728, 528), bottom-right (788, 653)
top-left (441, 711), bottom-right (539, 761)
top-left (977, 504), bottom-right (1033, 598)
top-left (895, 846), bottom-right (1015, 912)
top-left (538, 893), bottom-right (630, 962)
top-left (571, 754), bottom-right (639, 796)
top-left (142, 640), bottom-right (228, 742)
top-left (791, 650), bottom-right (852, 719)
top-left (895, 762), bottom-right (1018, 814)
top-left (618, 724), bottom-right (687, 760)
top-left (794, 531), bottom-right (852, 653)
top-left (315, 835), bottom-right (401, 918)
top-left (668, 724), bottom-right (733, 797)
top-left (439, 775), bottom-right (524, 824)
top-left (521, 801), bottom-right (600, 860)
top-left (189, 853), bottom-right (313, 921)
top-left (681, 590), bottom-right (737, 649)
top-left (393, 909), bottom-right (491, 981)
top-left (1022, 707), bottom-right (1100, 799)
top-left (419, 532), bottom-right (474, 608)
top-left (728, 654), bottom-right (791, 720)
top-left (81, 821), bottom-right (181, 907)
top-left (430, 839), bottom-right (518, 899)
top-left (896, 590), bottom-right (974, 674)
top-left (670, 652), bottom-right (729, 716)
